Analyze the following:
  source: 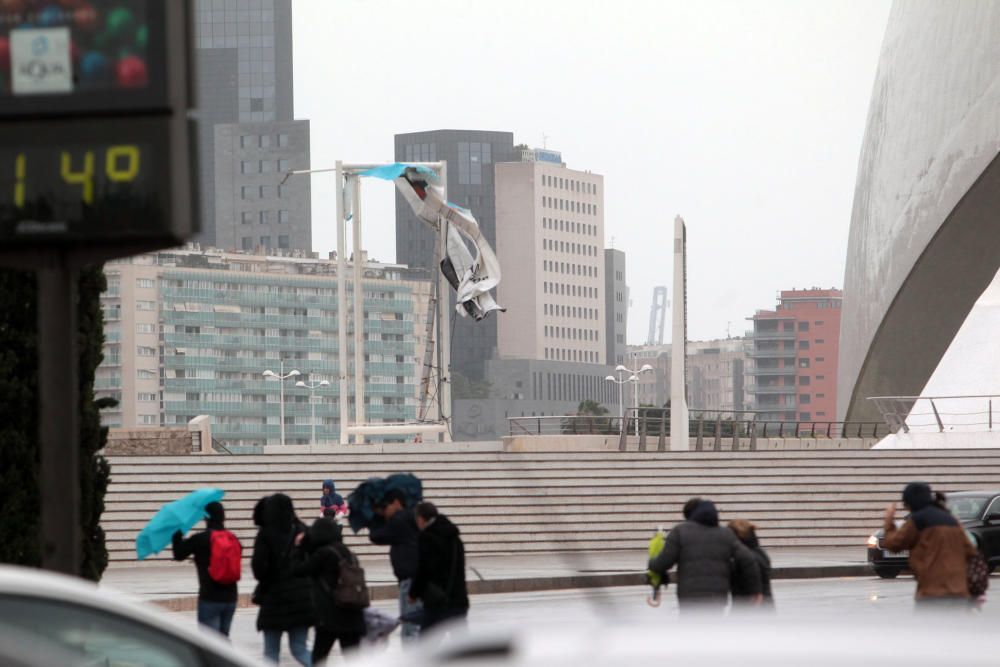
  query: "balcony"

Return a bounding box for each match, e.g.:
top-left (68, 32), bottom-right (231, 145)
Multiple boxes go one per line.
top-left (748, 349), bottom-right (797, 359)
top-left (748, 385), bottom-right (796, 395)
top-left (746, 367), bottom-right (797, 376)
top-left (751, 331), bottom-right (796, 341)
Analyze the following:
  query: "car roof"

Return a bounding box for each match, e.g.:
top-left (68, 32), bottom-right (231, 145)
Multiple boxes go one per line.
top-left (947, 490), bottom-right (1000, 498)
top-left (0, 565), bottom-right (262, 666)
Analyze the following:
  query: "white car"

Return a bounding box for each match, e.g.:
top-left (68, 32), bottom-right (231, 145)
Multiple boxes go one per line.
top-left (0, 565), bottom-right (263, 667)
top-left (355, 614), bottom-right (995, 667)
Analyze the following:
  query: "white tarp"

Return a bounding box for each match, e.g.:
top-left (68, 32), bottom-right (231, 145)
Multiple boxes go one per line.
top-left (360, 163), bottom-right (504, 321)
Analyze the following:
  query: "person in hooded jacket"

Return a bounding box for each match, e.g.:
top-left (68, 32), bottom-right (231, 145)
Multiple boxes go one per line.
top-left (171, 501), bottom-right (240, 636)
top-left (648, 498), bottom-right (761, 611)
top-left (409, 502), bottom-right (469, 631)
top-left (293, 517), bottom-right (366, 665)
top-left (320, 479), bottom-right (346, 518)
top-left (369, 490), bottom-right (421, 641)
top-left (251, 493), bottom-right (315, 665)
top-left (727, 519), bottom-right (773, 609)
top-left (883, 482), bottom-right (977, 608)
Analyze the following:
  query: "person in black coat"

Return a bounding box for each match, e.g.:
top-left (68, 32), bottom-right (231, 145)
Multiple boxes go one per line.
top-left (409, 502), bottom-right (469, 631)
top-left (171, 501), bottom-right (240, 636)
top-left (369, 490), bottom-right (421, 641)
top-left (728, 519), bottom-right (774, 609)
top-left (294, 517), bottom-right (366, 665)
top-left (251, 493), bottom-right (314, 666)
top-left (648, 499), bottom-right (762, 611)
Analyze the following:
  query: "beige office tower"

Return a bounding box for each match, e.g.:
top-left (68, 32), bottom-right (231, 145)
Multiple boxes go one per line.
top-left (495, 153), bottom-right (606, 365)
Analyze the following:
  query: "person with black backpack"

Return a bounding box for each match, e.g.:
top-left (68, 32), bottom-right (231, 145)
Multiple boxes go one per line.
top-left (252, 494), bottom-right (315, 665)
top-left (294, 517), bottom-right (368, 665)
top-left (171, 501), bottom-right (242, 637)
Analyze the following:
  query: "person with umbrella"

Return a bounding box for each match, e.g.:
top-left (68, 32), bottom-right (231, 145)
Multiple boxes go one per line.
top-left (252, 493), bottom-right (315, 665)
top-left (172, 501), bottom-right (242, 636)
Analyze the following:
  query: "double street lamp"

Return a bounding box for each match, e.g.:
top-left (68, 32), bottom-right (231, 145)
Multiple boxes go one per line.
top-left (262, 361), bottom-right (300, 447)
top-left (296, 379), bottom-right (330, 446)
top-left (607, 362), bottom-right (654, 436)
top-left (604, 373), bottom-right (638, 435)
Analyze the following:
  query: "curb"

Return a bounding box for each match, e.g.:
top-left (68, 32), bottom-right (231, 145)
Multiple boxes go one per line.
top-left (151, 564), bottom-right (872, 612)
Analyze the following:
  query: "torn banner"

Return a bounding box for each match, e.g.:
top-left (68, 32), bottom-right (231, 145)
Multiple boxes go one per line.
top-left (359, 163), bottom-right (504, 321)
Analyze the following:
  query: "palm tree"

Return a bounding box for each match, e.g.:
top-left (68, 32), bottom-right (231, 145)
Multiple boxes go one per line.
top-left (563, 400), bottom-right (611, 434)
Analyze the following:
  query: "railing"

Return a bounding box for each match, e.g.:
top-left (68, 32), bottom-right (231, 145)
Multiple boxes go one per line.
top-left (211, 438), bottom-right (234, 455)
top-left (507, 410), bottom-right (890, 451)
top-left (870, 395), bottom-right (1000, 434)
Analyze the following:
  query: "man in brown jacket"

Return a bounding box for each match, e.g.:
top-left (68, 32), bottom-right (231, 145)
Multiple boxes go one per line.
top-left (883, 482), bottom-right (977, 607)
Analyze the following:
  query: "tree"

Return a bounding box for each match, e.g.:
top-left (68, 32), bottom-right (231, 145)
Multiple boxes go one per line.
top-left (562, 400), bottom-right (613, 434)
top-left (0, 266), bottom-right (111, 581)
top-left (576, 400), bottom-right (608, 416)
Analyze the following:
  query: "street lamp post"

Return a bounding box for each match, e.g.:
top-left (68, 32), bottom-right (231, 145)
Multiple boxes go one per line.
top-left (616, 362), bottom-right (654, 436)
top-left (296, 379), bottom-right (330, 446)
top-left (605, 374), bottom-right (637, 436)
top-left (262, 360), bottom-right (300, 447)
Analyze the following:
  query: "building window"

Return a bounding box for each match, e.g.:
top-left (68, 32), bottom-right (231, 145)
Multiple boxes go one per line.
top-left (260, 135), bottom-right (271, 148)
top-left (799, 394), bottom-right (811, 404)
top-left (815, 357), bottom-right (825, 362)
top-left (278, 235), bottom-right (289, 249)
top-left (242, 237), bottom-right (253, 250)
top-left (798, 359), bottom-right (810, 368)
top-left (278, 133), bottom-right (290, 147)
top-left (260, 160), bottom-right (273, 173)
top-left (798, 321), bottom-right (809, 332)
top-left (250, 98), bottom-right (263, 111)
top-left (137, 369), bottom-right (156, 379)
top-left (139, 414), bottom-right (158, 425)
top-left (278, 185), bottom-right (287, 198)
top-left (137, 346), bottom-right (156, 357)
top-left (136, 278), bottom-right (154, 289)
top-left (242, 211), bottom-right (254, 224)
top-left (259, 210), bottom-right (270, 224)
top-left (137, 392), bottom-right (157, 402)
top-left (241, 186), bottom-right (254, 200)
top-left (136, 323), bottom-right (155, 334)
top-left (815, 339), bottom-right (825, 344)
top-left (240, 135), bottom-right (253, 148)
top-left (260, 236), bottom-right (271, 248)
top-left (241, 160), bottom-right (257, 174)
top-left (136, 300), bottom-right (155, 311)
top-left (259, 185), bottom-right (274, 199)
top-left (799, 412), bottom-right (811, 421)
top-left (798, 340), bottom-right (809, 350)
top-left (816, 375), bottom-right (825, 380)
top-left (799, 376), bottom-right (810, 386)
top-left (279, 210), bottom-right (290, 224)
top-left (278, 159), bottom-right (291, 172)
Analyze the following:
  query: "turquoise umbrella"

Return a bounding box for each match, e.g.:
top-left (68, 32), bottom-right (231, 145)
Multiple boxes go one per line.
top-left (135, 488), bottom-right (225, 560)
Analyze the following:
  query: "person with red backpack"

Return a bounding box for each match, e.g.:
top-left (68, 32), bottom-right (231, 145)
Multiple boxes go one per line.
top-left (172, 501), bottom-right (242, 637)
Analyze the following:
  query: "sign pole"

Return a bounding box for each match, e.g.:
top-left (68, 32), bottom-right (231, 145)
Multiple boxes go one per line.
top-left (37, 256), bottom-right (81, 574)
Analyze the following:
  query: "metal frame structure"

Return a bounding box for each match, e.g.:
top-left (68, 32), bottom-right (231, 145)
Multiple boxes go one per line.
top-left (285, 161), bottom-right (452, 444)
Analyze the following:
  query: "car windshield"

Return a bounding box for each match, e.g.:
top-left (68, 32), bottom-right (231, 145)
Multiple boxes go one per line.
top-left (947, 496), bottom-right (991, 520)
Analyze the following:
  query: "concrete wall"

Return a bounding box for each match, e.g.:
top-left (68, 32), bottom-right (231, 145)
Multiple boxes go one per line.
top-left (839, 1), bottom-right (1000, 421)
top-left (502, 435), bottom-right (879, 452)
top-left (104, 428), bottom-right (197, 456)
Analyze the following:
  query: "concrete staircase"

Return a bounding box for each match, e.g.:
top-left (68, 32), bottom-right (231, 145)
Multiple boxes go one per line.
top-left (102, 448), bottom-right (1000, 567)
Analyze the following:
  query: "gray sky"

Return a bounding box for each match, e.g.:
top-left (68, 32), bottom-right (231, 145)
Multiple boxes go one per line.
top-left (292, 0), bottom-right (892, 344)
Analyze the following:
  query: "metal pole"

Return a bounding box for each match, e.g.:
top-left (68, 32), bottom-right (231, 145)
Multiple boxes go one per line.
top-left (633, 374), bottom-right (640, 437)
top-left (617, 379), bottom-right (624, 436)
top-left (279, 359), bottom-right (285, 447)
top-left (336, 161), bottom-right (350, 444)
top-left (38, 261), bottom-right (80, 575)
top-left (438, 162), bottom-right (452, 442)
top-left (310, 386), bottom-right (316, 446)
top-left (352, 176), bottom-right (366, 443)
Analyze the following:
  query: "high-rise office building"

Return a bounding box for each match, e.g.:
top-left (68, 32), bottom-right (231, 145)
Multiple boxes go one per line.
top-left (748, 288), bottom-right (842, 422)
top-left (193, 0), bottom-right (311, 251)
top-left (394, 130), bottom-right (515, 380)
top-left (605, 249), bottom-right (628, 366)
top-left (495, 150), bottom-right (606, 365)
top-left (95, 247), bottom-right (433, 448)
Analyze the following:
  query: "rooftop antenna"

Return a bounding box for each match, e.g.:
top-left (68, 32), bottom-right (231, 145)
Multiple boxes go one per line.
top-left (542, 133), bottom-right (549, 149)
top-left (610, 235), bottom-right (616, 249)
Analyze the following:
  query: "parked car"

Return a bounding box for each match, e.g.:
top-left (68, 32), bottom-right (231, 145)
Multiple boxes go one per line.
top-left (0, 565), bottom-right (262, 667)
top-left (866, 490), bottom-right (1000, 579)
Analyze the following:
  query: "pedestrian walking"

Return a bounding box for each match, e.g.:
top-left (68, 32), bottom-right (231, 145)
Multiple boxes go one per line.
top-left (409, 502), bottom-right (469, 632)
top-left (368, 490), bottom-right (422, 641)
top-left (727, 519), bottom-right (773, 609)
top-left (321, 479), bottom-right (347, 518)
top-left (648, 498), bottom-right (761, 611)
top-left (171, 501), bottom-right (242, 637)
top-left (252, 493), bottom-right (315, 665)
top-left (883, 482), bottom-right (977, 609)
top-left (294, 517), bottom-right (367, 666)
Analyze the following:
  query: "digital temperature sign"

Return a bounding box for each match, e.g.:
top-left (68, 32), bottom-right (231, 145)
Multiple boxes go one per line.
top-left (0, 117), bottom-right (170, 242)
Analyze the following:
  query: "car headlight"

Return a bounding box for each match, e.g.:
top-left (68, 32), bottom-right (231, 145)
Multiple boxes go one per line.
top-left (867, 534), bottom-right (879, 548)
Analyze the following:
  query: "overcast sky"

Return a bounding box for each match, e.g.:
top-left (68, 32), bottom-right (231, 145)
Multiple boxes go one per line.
top-left (292, 0), bottom-right (892, 344)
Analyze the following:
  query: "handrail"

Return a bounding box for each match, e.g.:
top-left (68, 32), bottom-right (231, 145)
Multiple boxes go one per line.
top-left (211, 437), bottom-right (234, 455)
top-left (869, 395), bottom-right (1000, 434)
